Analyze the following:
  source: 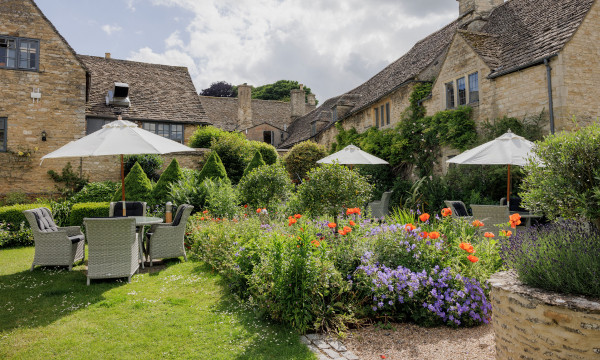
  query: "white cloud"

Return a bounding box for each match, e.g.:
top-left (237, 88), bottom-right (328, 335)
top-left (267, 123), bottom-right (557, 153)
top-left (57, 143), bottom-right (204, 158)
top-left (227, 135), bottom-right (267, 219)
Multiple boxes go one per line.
top-left (101, 24), bottom-right (123, 35)
top-left (129, 0), bottom-right (457, 100)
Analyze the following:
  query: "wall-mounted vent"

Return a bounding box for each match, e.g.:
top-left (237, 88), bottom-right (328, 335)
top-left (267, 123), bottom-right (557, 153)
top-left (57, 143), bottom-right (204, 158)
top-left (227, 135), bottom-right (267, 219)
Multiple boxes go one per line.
top-left (105, 82), bottom-right (130, 107)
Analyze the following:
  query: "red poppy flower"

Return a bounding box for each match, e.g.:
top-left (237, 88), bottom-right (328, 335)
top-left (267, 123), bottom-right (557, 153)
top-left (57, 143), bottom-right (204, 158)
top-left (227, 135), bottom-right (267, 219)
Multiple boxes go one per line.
top-left (472, 220), bottom-right (484, 227)
top-left (244, 204), bottom-right (248, 208)
top-left (256, 208), bottom-right (262, 213)
top-left (200, 217), bottom-right (205, 221)
top-left (419, 213), bottom-right (430, 222)
top-left (343, 226), bottom-right (352, 233)
top-left (328, 222), bottom-right (337, 228)
top-left (459, 242), bottom-right (475, 253)
top-left (441, 208), bottom-right (452, 217)
top-left (203, 210), bottom-right (209, 214)
top-left (405, 223), bottom-right (416, 232)
top-left (509, 213), bottom-right (522, 228)
top-left (428, 231), bottom-right (440, 240)
top-left (294, 214), bottom-right (302, 219)
top-left (338, 229), bottom-right (347, 235)
top-left (419, 231), bottom-right (428, 238)
top-left (467, 255), bottom-right (479, 263)
top-left (349, 220), bottom-right (356, 226)
top-left (484, 232), bottom-right (495, 238)
top-left (288, 218), bottom-right (297, 226)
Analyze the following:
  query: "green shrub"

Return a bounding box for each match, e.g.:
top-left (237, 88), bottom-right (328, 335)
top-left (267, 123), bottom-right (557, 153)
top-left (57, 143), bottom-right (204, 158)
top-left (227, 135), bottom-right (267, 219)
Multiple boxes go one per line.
top-left (69, 202), bottom-right (110, 226)
top-left (169, 177), bottom-right (207, 211)
top-left (49, 200), bottom-right (72, 227)
top-left (189, 125), bottom-right (239, 149)
top-left (521, 123), bottom-right (600, 228)
top-left (249, 141), bottom-right (278, 165)
top-left (296, 164), bottom-right (373, 218)
top-left (2, 192), bottom-right (29, 206)
top-left (242, 150), bottom-right (266, 178)
top-left (47, 162), bottom-right (88, 198)
top-left (210, 132), bottom-right (250, 184)
top-left (283, 141), bottom-right (328, 181)
top-left (203, 178), bottom-right (239, 219)
top-left (238, 163), bottom-right (293, 209)
top-left (124, 154), bottom-right (163, 181)
top-left (152, 158), bottom-right (184, 205)
top-left (197, 151), bottom-right (228, 183)
top-left (500, 220), bottom-right (600, 297)
top-left (0, 221), bottom-right (33, 248)
top-left (0, 203), bottom-right (50, 229)
top-left (111, 162), bottom-right (153, 202)
top-left (70, 181), bottom-right (118, 203)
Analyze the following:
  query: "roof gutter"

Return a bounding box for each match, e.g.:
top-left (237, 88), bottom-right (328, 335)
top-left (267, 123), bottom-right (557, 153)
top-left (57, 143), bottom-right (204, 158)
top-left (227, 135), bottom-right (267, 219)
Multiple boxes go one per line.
top-left (544, 56), bottom-right (556, 134)
top-left (488, 53), bottom-right (558, 79)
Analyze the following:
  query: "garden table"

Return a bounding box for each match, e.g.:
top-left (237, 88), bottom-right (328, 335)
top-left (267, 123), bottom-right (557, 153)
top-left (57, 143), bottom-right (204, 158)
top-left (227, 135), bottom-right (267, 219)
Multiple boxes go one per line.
top-left (130, 216), bottom-right (163, 268)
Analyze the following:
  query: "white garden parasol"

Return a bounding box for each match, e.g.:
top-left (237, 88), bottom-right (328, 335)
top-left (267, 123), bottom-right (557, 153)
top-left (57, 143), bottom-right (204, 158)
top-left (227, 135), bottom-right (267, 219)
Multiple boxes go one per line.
top-left (317, 144), bottom-right (388, 168)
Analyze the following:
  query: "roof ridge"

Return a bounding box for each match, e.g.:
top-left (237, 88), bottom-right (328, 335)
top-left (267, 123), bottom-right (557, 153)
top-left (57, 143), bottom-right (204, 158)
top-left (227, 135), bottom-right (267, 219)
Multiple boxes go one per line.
top-left (77, 54), bottom-right (189, 71)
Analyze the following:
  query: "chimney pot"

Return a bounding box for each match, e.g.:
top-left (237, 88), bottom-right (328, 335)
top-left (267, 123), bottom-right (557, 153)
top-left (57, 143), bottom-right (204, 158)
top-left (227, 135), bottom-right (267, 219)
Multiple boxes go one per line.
top-left (105, 52), bottom-right (111, 59)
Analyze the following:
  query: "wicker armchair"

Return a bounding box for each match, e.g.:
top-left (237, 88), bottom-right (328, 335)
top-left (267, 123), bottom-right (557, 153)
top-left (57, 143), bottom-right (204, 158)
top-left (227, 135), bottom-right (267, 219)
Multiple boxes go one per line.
top-left (444, 200), bottom-right (473, 222)
top-left (145, 204), bottom-right (194, 266)
top-left (23, 207), bottom-right (85, 271)
top-left (109, 201), bottom-right (146, 217)
top-left (368, 191), bottom-right (393, 219)
top-left (84, 217), bottom-right (139, 285)
top-left (470, 205), bottom-right (511, 233)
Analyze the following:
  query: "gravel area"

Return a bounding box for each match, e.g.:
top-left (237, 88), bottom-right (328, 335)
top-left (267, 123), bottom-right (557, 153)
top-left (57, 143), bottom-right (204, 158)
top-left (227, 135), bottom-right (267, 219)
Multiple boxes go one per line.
top-left (342, 322), bottom-right (495, 360)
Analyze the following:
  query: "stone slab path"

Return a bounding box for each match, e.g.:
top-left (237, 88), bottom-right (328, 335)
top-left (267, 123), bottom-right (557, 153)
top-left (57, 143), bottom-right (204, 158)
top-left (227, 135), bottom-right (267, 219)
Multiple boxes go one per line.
top-left (300, 333), bottom-right (360, 360)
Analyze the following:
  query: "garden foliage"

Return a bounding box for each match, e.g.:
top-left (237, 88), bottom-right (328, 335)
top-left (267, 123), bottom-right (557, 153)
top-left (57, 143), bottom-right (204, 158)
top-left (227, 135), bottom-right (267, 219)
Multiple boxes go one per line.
top-left (70, 181), bottom-right (118, 203)
top-left (209, 133), bottom-right (250, 183)
top-left (0, 203), bottom-right (50, 230)
top-left (243, 150), bottom-right (266, 178)
top-left (238, 163), bottom-right (293, 210)
top-left (197, 151), bottom-right (228, 183)
top-left (47, 162), bottom-right (88, 198)
top-left (152, 158), bottom-right (184, 205)
top-left (111, 162), bottom-right (153, 202)
top-left (249, 141), bottom-right (278, 166)
top-left (283, 141), bottom-right (328, 182)
top-left (203, 178), bottom-right (239, 219)
top-left (69, 202), bottom-right (110, 226)
top-left (124, 154), bottom-right (163, 181)
top-left (0, 221), bottom-right (33, 248)
top-left (189, 125), bottom-right (234, 149)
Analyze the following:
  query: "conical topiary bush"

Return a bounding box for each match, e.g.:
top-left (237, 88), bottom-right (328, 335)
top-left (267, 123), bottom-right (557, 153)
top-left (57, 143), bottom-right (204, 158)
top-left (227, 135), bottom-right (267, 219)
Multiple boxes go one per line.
top-left (197, 151), bottom-right (228, 183)
top-left (111, 161), bottom-right (153, 202)
top-left (243, 150), bottom-right (266, 177)
top-left (151, 158), bottom-right (184, 205)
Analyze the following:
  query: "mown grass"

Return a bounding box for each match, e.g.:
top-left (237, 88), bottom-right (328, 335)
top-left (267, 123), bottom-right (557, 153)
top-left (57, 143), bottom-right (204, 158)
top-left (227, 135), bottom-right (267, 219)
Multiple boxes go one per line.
top-left (0, 247), bottom-right (315, 359)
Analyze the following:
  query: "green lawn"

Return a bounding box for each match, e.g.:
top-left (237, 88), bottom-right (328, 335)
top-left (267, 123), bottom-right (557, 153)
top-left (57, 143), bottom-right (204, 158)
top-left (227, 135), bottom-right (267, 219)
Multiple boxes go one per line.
top-left (0, 247), bottom-right (315, 359)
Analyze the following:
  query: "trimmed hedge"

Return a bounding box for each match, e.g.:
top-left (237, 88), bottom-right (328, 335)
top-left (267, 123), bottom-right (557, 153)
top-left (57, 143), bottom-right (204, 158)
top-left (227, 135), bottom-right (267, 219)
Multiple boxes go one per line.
top-left (69, 202), bottom-right (110, 227)
top-left (243, 150), bottom-right (266, 177)
top-left (197, 151), bottom-right (228, 183)
top-left (0, 203), bottom-right (50, 229)
top-left (111, 162), bottom-right (153, 202)
top-left (152, 158), bottom-right (184, 205)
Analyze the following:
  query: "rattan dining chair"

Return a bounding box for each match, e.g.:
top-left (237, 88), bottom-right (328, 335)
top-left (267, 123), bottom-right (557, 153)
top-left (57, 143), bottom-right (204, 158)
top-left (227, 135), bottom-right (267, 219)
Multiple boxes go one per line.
top-left (109, 201), bottom-right (147, 217)
top-left (84, 217), bottom-right (139, 285)
top-left (145, 204), bottom-right (194, 266)
top-left (23, 207), bottom-right (85, 271)
top-left (470, 205), bottom-right (511, 233)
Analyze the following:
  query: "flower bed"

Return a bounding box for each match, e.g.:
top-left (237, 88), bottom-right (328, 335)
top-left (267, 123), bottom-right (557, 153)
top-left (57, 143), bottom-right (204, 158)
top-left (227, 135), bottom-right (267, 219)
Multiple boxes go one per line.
top-left (186, 207), bottom-right (505, 333)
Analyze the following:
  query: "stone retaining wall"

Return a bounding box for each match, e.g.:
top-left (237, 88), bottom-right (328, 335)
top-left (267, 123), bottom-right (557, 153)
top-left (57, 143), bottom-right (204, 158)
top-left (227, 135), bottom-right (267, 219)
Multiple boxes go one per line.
top-left (488, 271), bottom-right (600, 360)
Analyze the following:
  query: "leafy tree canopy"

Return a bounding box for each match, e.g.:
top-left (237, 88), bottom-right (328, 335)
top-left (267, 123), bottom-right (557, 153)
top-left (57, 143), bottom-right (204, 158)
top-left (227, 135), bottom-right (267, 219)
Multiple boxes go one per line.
top-left (200, 81), bottom-right (237, 97)
top-left (246, 80), bottom-right (318, 105)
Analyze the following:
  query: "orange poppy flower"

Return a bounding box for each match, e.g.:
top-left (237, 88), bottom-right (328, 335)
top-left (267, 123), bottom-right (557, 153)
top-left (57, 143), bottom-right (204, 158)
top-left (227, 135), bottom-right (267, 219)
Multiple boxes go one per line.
top-left (203, 210), bottom-right (209, 214)
top-left (459, 242), bottom-right (475, 253)
top-left (428, 231), bottom-right (440, 240)
top-left (328, 222), bottom-right (337, 228)
top-left (419, 213), bottom-right (430, 222)
top-left (484, 232), bottom-right (495, 238)
top-left (472, 220), bottom-right (484, 227)
top-left (311, 239), bottom-right (320, 247)
top-left (338, 229), bottom-right (347, 235)
top-left (405, 223), bottom-right (416, 232)
top-left (256, 208), bottom-right (262, 213)
top-left (294, 214), bottom-right (302, 219)
top-left (343, 226), bottom-right (352, 233)
top-left (509, 213), bottom-right (522, 228)
top-left (349, 220), bottom-right (356, 226)
top-left (500, 230), bottom-right (513, 237)
top-left (467, 255), bottom-right (479, 263)
top-left (200, 217), bottom-right (205, 221)
top-left (288, 218), bottom-right (297, 226)
top-left (346, 208), bottom-right (354, 215)
top-left (419, 231), bottom-right (428, 238)
top-left (441, 208), bottom-right (452, 217)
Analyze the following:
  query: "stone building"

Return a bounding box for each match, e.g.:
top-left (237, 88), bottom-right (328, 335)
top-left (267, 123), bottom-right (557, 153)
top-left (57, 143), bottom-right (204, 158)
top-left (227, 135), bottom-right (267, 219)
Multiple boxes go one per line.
top-left (0, 0), bottom-right (208, 196)
top-left (200, 84), bottom-right (316, 148)
top-left (282, 0), bottom-right (600, 156)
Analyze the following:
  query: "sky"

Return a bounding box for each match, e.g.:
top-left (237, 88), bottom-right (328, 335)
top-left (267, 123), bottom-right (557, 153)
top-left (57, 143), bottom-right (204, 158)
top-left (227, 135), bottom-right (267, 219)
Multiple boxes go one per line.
top-left (35, 0), bottom-right (458, 102)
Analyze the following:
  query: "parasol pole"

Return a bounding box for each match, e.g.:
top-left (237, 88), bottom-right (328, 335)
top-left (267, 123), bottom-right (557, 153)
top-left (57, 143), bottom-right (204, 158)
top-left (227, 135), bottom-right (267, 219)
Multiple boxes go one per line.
top-left (506, 164), bottom-right (511, 209)
top-left (121, 154), bottom-right (126, 216)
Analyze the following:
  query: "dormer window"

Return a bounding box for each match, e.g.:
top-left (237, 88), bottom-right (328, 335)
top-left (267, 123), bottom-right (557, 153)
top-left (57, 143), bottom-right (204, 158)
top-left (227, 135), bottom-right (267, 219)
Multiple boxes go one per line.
top-left (0, 36), bottom-right (39, 71)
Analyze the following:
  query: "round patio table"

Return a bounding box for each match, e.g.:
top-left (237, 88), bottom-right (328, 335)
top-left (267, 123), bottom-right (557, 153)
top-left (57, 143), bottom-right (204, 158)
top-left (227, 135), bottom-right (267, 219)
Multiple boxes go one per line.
top-left (130, 216), bottom-right (163, 268)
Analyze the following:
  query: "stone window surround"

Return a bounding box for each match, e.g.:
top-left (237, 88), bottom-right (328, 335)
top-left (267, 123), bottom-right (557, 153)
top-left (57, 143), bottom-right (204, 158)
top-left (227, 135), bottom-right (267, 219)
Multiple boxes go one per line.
top-left (86, 117), bottom-right (185, 143)
top-left (0, 36), bottom-right (40, 71)
top-left (0, 117), bottom-right (6, 152)
top-left (445, 71), bottom-right (480, 109)
top-left (372, 101), bottom-right (391, 128)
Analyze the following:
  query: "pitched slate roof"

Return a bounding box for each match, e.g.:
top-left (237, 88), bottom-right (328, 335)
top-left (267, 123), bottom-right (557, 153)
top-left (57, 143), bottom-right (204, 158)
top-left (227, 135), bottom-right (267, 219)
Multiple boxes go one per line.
top-left (199, 96), bottom-right (293, 131)
top-left (463, 0), bottom-right (595, 78)
top-left (280, 96), bottom-right (340, 148)
top-left (79, 55), bottom-right (209, 124)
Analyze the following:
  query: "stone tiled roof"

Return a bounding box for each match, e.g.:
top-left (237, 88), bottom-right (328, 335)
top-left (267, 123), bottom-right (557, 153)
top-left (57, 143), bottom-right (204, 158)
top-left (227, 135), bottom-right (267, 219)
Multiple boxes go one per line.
top-left (458, 30), bottom-right (502, 69)
top-left (79, 55), bottom-right (209, 124)
top-left (199, 96), bottom-right (292, 131)
top-left (472, 0), bottom-right (595, 78)
top-left (280, 96), bottom-right (340, 148)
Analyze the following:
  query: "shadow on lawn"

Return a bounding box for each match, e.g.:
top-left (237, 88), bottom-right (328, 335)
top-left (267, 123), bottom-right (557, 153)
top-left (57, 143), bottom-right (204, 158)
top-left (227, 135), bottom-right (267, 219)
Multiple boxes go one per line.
top-left (189, 262), bottom-right (315, 360)
top-left (0, 263), bottom-right (125, 334)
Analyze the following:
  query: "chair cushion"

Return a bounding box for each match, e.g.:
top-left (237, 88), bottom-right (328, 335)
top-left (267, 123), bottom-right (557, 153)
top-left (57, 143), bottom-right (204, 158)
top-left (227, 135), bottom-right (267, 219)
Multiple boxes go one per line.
top-left (172, 206), bottom-right (186, 226)
top-left (32, 208), bottom-right (59, 232)
top-left (452, 202), bottom-right (469, 217)
top-left (68, 234), bottom-right (85, 243)
top-left (113, 202), bottom-right (144, 217)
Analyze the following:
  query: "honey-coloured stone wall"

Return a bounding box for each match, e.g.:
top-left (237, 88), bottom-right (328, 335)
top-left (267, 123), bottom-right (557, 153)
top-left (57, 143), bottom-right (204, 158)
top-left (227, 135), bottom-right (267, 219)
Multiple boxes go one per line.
top-left (488, 271), bottom-right (600, 360)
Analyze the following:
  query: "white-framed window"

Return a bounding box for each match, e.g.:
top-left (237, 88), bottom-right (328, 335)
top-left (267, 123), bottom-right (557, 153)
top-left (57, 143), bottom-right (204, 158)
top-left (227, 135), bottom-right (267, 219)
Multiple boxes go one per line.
top-left (0, 117), bottom-right (6, 152)
top-left (0, 36), bottom-right (39, 71)
top-left (469, 72), bottom-right (479, 103)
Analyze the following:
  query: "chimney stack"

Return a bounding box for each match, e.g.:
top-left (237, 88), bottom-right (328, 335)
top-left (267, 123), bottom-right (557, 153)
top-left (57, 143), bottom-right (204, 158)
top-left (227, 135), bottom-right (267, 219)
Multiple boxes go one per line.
top-left (457, 0), bottom-right (503, 18)
top-left (290, 85), bottom-right (306, 118)
top-left (105, 52), bottom-right (111, 59)
top-left (237, 83), bottom-right (253, 130)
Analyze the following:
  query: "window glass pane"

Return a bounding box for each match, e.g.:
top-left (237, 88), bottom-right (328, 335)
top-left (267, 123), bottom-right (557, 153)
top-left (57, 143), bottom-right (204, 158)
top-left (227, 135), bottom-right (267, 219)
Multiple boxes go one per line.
top-left (457, 77), bottom-right (466, 106)
top-left (0, 118), bottom-right (6, 151)
top-left (18, 39), bottom-right (38, 70)
top-left (157, 124), bottom-right (169, 138)
top-left (86, 118), bottom-right (111, 134)
top-left (469, 72), bottom-right (479, 103)
top-left (374, 108), bottom-right (379, 128)
top-left (0, 38), bottom-right (17, 68)
top-left (142, 122), bottom-right (156, 133)
top-left (171, 124), bottom-right (183, 142)
top-left (445, 82), bottom-right (455, 109)
top-left (386, 103), bottom-right (390, 125)
top-left (380, 105), bottom-right (385, 126)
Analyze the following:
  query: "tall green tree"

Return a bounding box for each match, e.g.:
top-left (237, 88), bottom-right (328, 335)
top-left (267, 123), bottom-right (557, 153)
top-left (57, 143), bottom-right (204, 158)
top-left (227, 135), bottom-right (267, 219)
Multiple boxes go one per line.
top-left (250, 80), bottom-right (317, 104)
